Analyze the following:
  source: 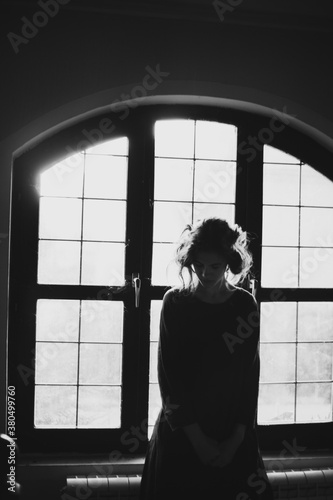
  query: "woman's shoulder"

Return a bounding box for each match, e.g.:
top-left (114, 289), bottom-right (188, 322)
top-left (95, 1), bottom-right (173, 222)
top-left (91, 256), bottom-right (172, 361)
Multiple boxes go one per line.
top-left (162, 287), bottom-right (195, 305)
top-left (232, 286), bottom-right (258, 309)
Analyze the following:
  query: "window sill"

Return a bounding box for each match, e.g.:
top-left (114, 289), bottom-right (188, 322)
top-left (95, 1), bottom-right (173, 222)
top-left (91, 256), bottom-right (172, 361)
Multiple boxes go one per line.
top-left (19, 449), bottom-right (333, 470)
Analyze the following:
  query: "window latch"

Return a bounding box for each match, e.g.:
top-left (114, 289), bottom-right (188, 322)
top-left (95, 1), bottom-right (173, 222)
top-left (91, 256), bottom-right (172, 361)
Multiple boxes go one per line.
top-left (132, 272), bottom-right (141, 308)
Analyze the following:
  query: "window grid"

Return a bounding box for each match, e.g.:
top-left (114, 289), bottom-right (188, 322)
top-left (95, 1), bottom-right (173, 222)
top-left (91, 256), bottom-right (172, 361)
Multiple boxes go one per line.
top-left (35, 138), bottom-right (128, 429)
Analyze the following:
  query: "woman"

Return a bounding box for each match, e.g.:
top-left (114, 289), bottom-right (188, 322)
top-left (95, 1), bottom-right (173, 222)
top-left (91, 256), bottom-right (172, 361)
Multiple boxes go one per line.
top-left (140, 218), bottom-right (273, 500)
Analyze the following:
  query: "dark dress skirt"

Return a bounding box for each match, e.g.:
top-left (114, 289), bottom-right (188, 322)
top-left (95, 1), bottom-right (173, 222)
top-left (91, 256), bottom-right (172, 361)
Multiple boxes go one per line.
top-left (140, 287), bottom-right (273, 500)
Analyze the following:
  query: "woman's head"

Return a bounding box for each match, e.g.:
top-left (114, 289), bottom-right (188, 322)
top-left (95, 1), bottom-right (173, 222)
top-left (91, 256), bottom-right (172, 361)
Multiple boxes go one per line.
top-left (175, 217), bottom-right (253, 291)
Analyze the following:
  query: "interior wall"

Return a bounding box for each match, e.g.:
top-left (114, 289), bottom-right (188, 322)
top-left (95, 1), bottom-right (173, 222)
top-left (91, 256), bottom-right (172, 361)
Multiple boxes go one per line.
top-left (1, 1), bottom-right (333, 435)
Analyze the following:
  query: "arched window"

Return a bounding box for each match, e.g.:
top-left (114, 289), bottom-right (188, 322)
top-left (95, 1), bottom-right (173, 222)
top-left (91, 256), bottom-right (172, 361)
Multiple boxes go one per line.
top-left (9, 104), bottom-right (333, 453)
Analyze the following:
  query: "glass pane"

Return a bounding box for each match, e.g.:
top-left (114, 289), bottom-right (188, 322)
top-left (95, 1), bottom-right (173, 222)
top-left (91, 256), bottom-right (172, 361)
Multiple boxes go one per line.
top-left (150, 301), bottom-right (163, 341)
top-left (263, 163), bottom-right (300, 206)
top-left (298, 302), bottom-right (333, 341)
top-left (260, 302), bottom-right (297, 343)
top-left (297, 343), bottom-right (332, 382)
top-left (38, 240), bottom-right (81, 285)
top-left (151, 243), bottom-right (179, 286)
top-left (81, 301), bottom-right (123, 343)
top-left (194, 161), bottom-right (236, 204)
top-left (299, 248), bottom-right (333, 288)
top-left (35, 342), bottom-right (78, 384)
top-left (85, 137), bottom-right (128, 156)
top-left (193, 203), bottom-right (235, 225)
top-left (296, 383), bottom-right (332, 423)
top-left (81, 242), bottom-right (125, 286)
top-left (36, 299), bottom-right (80, 342)
top-left (262, 206), bottom-right (299, 246)
top-left (155, 119), bottom-right (195, 158)
top-left (39, 197), bottom-right (82, 240)
top-left (153, 202), bottom-right (192, 243)
top-left (78, 386), bottom-right (121, 428)
top-left (149, 342), bottom-right (158, 383)
top-left (260, 344), bottom-right (296, 383)
top-left (195, 121), bottom-right (237, 161)
top-left (148, 383), bottom-right (161, 427)
top-left (261, 247), bottom-right (298, 288)
top-left (301, 164), bottom-right (333, 207)
top-left (34, 385), bottom-right (77, 428)
top-left (258, 383), bottom-right (295, 424)
top-left (154, 158), bottom-right (193, 201)
top-left (39, 154), bottom-right (84, 197)
top-left (263, 146), bottom-right (299, 164)
top-left (300, 207), bottom-right (333, 247)
top-left (83, 199), bottom-right (126, 242)
top-left (84, 155), bottom-right (127, 199)
top-left (79, 344), bottom-right (122, 385)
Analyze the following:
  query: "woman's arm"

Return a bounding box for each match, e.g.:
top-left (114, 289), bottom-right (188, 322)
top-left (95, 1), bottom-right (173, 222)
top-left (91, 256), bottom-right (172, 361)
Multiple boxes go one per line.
top-left (183, 422), bottom-right (220, 465)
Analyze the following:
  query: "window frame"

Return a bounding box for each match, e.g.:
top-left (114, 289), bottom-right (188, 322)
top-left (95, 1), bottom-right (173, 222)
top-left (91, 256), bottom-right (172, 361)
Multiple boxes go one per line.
top-left (8, 104), bottom-right (333, 454)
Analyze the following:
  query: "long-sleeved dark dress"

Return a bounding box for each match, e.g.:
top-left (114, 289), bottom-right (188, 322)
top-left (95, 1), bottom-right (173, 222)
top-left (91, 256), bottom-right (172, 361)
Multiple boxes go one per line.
top-left (140, 287), bottom-right (273, 500)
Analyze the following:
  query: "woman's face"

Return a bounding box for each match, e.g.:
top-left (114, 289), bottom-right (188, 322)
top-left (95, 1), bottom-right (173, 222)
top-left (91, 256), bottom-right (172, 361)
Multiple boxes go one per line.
top-left (192, 250), bottom-right (228, 289)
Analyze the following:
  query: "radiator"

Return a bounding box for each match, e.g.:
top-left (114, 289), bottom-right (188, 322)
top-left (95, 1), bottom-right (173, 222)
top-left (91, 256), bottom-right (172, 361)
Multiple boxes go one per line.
top-left (63, 469), bottom-right (333, 499)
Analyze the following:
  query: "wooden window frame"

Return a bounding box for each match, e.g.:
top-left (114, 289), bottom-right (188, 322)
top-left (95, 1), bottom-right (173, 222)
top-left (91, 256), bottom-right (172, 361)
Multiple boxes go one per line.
top-left (8, 105), bottom-right (333, 454)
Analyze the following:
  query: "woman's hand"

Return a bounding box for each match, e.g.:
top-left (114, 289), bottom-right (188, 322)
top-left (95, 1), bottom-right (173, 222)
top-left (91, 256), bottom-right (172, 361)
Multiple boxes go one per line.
top-left (210, 423), bottom-right (246, 468)
top-left (183, 423), bottom-right (220, 466)
top-left (193, 435), bottom-right (220, 466)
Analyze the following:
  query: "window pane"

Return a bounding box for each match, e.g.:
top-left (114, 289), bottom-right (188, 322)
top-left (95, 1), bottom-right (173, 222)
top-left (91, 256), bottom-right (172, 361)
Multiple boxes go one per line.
top-left (155, 120), bottom-right (195, 158)
top-left (193, 203), bottom-right (235, 225)
top-left (154, 158), bottom-right (193, 201)
top-left (260, 302), bottom-right (297, 343)
top-left (260, 344), bottom-right (296, 383)
top-left (297, 343), bottom-right (332, 382)
top-left (258, 384), bottom-right (295, 424)
top-left (263, 146), bottom-right (299, 164)
top-left (81, 242), bottom-right (125, 286)
top-left (38, 240), bottom-right (81, 285)
top-left (301, 164), bottom-right (333, 207)
top-left (263, 164), bottom-right (300, 205)
top-left (78, 386), bottom-right (121, 428)
top-left (300, 207), bottom-right (333, 247)
top-left (83, 200), bottom-right (126, 242)
top-left (153, 202), bottom-right (192, 243)
top-left (34, 386), bottom-right (77, 428)
top-left (261, 247), bottom-right (298, 288)
top-left (262, 206), bottom-right (299, 246)
top-left (84, 155), bottom-right (128, 199)
top-left (148, 383), bottom-right (161, 428)
top-left (35, 342), bottom-right (78, 384)
top-left (39, 197), bottom-right (82, 240)
top-left (296, 383), bottom-right (332, 423)
top-left (39, 155), bottom-right (84, 198)
top-left (85, 137), bottom-right (128, 156)
top-left (150, 301), bottom-right (163, 341)
top-left (81, 301), bottom-right (123, 343)
top-left (79, 344), bottom-right (122, 385)
top-left (151, 243), bottom-right (179, 286)
top-left (195, 121), bottom-right (237, 161)
top-left (298, 302), bottom-right (333, 341)
top-left (299, 248), bottom-right (333, 288)
top-left (194, 161), bottom-right (236, 204)
top-left (36, 299), bottom-right (80, 342)
top-left (149, 342), bottom-right (158, 383)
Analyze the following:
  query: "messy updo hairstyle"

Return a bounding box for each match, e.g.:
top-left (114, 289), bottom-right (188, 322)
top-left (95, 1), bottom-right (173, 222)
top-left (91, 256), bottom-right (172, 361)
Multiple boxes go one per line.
top-left (175, 217), bottom-right (253, 292)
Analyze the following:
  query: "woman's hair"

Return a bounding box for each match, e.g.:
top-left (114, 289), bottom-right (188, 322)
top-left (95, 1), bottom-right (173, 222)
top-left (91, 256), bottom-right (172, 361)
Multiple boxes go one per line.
top-left (175, 217), bottom-right (253, 292)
